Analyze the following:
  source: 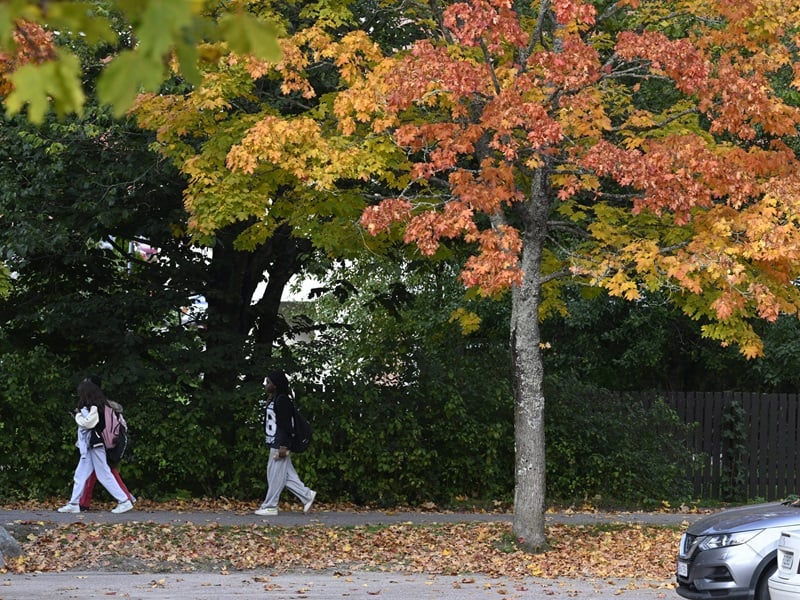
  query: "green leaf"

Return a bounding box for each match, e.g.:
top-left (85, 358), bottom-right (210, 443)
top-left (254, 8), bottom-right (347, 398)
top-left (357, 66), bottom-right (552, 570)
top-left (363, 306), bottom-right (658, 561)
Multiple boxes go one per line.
top-left (97, 51), bottom-right (165, 118)
top-left (0, 5), bottom-right (15, 47)
top-left (219, 13), bottom-right (282, 62)
top-left (174, 41), bottom-right (202, 87)
top-left (5, 51), bottom-right (85, 123)
top-left (136, 0), bottom-right (193, 60)
top-left (0, 1), bottom-right (42, 46)
top-left (0, 262), bottom-right (12, 299)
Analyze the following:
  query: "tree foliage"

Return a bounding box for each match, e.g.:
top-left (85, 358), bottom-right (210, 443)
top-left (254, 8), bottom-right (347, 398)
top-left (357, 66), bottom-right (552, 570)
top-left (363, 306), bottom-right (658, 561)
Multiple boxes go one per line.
top-left (0, 0), bottom-right (282, 121)
top-left (541, 288), bottom-right (800, 393)
top-left (129, 16), bottom-right (405, 258)
top-left (351, 0), bottom-right (800, 355)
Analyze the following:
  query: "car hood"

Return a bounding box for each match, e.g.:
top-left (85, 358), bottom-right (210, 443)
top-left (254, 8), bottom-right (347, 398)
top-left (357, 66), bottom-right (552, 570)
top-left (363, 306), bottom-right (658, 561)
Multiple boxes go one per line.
top-left (687, 502), bottom-right (800, 536)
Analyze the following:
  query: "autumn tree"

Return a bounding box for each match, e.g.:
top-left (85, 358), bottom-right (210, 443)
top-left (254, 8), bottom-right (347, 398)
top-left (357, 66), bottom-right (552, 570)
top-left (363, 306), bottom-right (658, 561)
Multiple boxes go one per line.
top-left (128, 0), bottom-right (432, 398)
top-left (331, 0), bottom-right (800, 549)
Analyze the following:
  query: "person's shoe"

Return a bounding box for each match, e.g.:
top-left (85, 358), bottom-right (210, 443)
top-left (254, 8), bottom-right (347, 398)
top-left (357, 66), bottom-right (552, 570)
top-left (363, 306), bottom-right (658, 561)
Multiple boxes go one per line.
top-left (111, 500), bottom-right (133, 514)
top-left (79, 505), bottom-right (90, 512)
top-left (57, 503), bottom-right (80, 513)
top-left (303, 490), bottom-right (317, 514)
top-left (129, 495), bottom-right (137, 504)
top-left (254, 506), bottom-right (278, 516)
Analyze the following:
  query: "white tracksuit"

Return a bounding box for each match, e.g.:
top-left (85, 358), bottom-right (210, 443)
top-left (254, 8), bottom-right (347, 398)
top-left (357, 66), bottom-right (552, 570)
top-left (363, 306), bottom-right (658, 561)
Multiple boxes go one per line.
top-left (66, 406), bottom-right (128, 504)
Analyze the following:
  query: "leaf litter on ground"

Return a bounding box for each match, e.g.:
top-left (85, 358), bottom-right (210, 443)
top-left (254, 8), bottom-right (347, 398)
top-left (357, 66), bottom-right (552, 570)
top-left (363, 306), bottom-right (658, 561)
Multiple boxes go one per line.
top-left (0, 498), bottom-right (683, 592)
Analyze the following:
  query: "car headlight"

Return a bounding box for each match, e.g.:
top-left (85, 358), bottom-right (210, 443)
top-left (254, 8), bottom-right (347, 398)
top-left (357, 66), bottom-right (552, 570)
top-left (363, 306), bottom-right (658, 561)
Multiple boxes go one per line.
top-left (698, 530), bottom-right (763, 551)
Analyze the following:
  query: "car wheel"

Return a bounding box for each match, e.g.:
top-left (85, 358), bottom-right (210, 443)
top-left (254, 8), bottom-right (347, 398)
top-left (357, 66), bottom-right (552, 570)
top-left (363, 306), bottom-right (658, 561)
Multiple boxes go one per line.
top-left (756, 562), bottom-right (777, 600)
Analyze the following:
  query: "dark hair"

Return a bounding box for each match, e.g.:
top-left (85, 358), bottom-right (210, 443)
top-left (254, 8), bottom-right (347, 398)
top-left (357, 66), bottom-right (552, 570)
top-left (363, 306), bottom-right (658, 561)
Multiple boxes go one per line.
top-left (267, 371), bottom-right (290, 394)
top-left (87, 374), bottom-right (102, 388)
top-left (77, 379), bottom-right (108, 409)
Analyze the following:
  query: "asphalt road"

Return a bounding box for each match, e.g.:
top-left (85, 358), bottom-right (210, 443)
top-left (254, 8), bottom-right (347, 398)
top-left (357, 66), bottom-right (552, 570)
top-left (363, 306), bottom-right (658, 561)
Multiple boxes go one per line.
top-left (1, 570), bottom-right (677, 599)
top-left (0, 507), bottom-right (700, 600)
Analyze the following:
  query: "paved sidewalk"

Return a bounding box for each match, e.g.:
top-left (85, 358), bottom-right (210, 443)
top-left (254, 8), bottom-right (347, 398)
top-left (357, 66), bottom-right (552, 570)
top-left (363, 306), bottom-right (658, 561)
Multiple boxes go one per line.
top-left (0, 508), bottom-right (699, 599)
top-left (0, 506), bottom-right (704, 528)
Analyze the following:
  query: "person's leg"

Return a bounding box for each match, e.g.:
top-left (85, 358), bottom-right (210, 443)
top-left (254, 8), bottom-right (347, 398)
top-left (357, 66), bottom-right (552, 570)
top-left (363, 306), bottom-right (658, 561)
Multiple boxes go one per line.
top-left (88, 448), bottom-right (128, 504)
top-left (259, 448), bottom-right (289, 509)
top-left (110, 467), bottom-right (135, 502)
top-left (80, 471), bottom-right (98, 509)
top-left (67, 454), bottom-right (94, 505)
top-left (284, 456), bottom-right (315, 507)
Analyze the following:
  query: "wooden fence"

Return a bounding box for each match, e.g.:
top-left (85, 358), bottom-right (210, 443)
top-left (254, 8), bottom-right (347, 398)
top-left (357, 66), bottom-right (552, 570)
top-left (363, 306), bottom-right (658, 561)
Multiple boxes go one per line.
top-left (637, 392), bottom-right (800, 501)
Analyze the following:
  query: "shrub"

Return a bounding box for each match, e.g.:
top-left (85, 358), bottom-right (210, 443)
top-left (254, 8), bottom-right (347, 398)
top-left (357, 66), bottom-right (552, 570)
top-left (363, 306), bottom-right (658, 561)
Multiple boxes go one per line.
top-left (544, 374), bottom-right (694, 508)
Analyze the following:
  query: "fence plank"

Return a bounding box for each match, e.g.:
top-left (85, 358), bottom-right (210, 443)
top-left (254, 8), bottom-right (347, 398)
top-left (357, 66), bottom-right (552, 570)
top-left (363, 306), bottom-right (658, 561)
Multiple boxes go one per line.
top-left (777, 394), bottom-right (790, 499)
top-left (791, 396), bottom-right (800, 495)
top-left (760, 394), bottom-right (771, 499)
top-left (741, 393), bottom-right (757, 499)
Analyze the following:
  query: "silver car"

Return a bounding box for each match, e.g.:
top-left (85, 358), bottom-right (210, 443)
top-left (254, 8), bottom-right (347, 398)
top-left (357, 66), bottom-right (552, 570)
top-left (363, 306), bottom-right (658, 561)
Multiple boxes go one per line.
top-left (677, 501), bottom-right (800, 600)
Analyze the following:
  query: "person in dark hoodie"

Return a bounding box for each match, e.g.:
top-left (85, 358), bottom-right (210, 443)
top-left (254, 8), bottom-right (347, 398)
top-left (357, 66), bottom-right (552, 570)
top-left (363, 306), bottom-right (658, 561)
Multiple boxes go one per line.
top-left (254, 370), bottom-right (316, 516)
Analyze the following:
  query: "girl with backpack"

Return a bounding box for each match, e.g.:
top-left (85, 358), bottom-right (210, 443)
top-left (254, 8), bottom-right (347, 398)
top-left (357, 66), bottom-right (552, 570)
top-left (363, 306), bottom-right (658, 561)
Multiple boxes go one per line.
top-left (57, 379), bottom-right (134, 514)
top-left (77, 375), bottom-right (135, 510)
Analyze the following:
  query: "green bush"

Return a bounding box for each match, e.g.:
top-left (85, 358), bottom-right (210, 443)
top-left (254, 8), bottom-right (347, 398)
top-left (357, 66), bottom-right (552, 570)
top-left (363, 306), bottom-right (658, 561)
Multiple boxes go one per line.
top-left (293, 374), bottom-right (515, 508)
top-left (544, 374), bottom-right (695, 508)
top-left (0, 347), bottom-right (76, 501)
top-left (0, 348), bottom-right (694, 510)
top-left (720, 399), bottom-right (748, 502)
top-left (0, 341), bottom-right (272, 504)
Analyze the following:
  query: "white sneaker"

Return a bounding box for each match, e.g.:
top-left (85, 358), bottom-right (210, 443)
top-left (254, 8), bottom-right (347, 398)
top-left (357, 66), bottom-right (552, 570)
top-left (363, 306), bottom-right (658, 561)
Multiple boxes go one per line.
top-left (111, 500), bottom-right (133, 514)
top-left (254, 506), bottom-right (278, 516)
top-left (303, 490), bottom-right (317, 514)
top-left (57, 503), bottom-right (80, 513)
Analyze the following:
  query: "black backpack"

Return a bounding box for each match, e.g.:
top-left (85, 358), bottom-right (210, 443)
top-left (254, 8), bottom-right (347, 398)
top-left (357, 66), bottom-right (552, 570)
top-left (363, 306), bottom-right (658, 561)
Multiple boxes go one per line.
top-left (289, 399), bottom-right (312, 453)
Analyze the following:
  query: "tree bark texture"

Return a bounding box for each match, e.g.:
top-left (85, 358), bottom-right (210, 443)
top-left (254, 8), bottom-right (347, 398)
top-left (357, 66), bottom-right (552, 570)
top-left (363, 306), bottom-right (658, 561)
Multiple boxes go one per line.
top-left (510, 167), bottom-right (551, 550)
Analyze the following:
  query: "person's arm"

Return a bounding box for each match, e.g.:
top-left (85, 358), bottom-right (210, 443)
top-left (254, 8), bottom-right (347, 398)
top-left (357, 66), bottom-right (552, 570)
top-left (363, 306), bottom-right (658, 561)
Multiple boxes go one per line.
top-left (274, 395), bottom-right (293, 457)
top-left (75, 405), bottom-right (99, 429)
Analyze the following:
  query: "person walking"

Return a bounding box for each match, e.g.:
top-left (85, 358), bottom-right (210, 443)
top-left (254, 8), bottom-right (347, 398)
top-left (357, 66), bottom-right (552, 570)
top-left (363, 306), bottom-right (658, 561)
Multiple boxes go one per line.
top-left (255, 370), bottom-right (316, 516)
top-left (58, 379), bottom-right (134, 514)
top-left (78, 375), bottom-right (135, 511)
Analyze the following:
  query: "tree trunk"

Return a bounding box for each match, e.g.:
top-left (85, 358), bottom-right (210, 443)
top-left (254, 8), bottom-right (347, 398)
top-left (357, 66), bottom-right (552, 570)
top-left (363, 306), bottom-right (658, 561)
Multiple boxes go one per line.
top-left (203, 222), bottom-right (307, 391)
top-left (511, 167), bottom-right (551, 551)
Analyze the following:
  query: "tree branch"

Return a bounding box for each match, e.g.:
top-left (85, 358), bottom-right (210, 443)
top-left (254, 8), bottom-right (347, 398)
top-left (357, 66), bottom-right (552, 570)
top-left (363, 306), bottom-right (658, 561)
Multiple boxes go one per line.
top-left (523, 0), bottom-right (551, 67)
top-left (547, 220), bottom-right (592, 239)
top-left (610, 107), bottom-right (699, 133)
top-left (541, 267), bottom-right (572, 285)
top-left (480, 38), bottom-right (503, 96)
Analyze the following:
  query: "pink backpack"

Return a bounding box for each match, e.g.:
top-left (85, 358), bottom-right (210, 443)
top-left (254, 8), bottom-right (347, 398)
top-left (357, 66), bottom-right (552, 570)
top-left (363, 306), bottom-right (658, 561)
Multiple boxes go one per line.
top-left (101, 404), bottom-right (126, 449)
